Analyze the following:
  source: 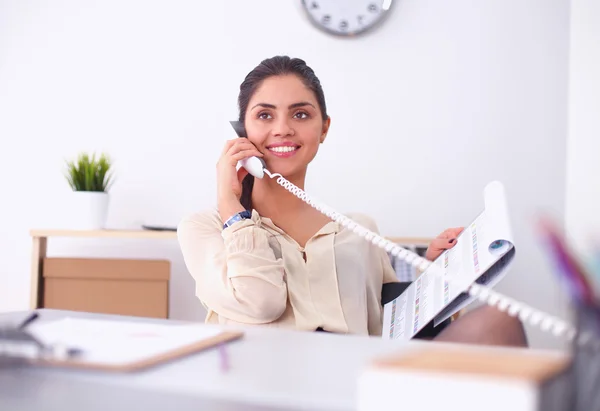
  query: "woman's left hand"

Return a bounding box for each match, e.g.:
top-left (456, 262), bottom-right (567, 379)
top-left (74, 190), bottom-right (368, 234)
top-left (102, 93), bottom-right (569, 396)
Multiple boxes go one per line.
top-left (425, 227), bottom-right (464, 261)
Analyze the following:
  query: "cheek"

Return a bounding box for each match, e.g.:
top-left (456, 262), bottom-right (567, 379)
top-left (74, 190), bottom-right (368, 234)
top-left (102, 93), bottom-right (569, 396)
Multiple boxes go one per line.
top-left (302, 124), bottom-right (324, 147)
top-left (248, 136), bottom-right (267, 150)
top-left (245, 124), bottom-right (268, 146)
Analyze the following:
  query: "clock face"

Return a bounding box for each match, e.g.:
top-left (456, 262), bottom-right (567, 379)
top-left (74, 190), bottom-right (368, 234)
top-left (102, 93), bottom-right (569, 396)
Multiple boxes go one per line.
top-left (301, 0), bottom-right (394, 37)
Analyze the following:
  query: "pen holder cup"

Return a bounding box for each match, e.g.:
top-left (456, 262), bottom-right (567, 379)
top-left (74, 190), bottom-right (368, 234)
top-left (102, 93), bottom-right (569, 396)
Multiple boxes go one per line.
top-left (569, 303), bottom-right (600, 410)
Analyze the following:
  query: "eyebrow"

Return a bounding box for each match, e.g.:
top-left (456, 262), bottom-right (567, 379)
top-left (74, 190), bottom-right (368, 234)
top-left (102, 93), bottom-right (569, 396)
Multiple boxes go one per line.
top-left (250, 102), bottom-right (316, 111)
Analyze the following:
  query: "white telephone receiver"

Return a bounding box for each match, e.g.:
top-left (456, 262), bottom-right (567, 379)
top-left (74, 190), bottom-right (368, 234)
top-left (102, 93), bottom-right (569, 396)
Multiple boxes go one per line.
top-left (229, 121), bottom-right (597, 349)
top-left (230, 121), bottom-right (267, 179)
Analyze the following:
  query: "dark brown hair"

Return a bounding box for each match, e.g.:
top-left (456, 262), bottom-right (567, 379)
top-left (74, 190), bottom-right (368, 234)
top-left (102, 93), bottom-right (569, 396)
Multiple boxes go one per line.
top-left (237, 56), bottom-right (328, 210)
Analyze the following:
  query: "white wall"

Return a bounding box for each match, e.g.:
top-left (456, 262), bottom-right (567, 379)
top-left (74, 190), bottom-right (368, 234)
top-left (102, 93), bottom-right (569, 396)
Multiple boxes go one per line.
top-left (0, 0), bottom-right (570, 349)
top-left (566, 0), bottom-right (600, 255)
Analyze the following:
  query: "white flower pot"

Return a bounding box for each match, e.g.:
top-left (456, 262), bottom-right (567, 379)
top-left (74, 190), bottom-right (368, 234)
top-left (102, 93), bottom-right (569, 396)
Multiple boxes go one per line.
top-left (71, 191), bottom-right (109, 230)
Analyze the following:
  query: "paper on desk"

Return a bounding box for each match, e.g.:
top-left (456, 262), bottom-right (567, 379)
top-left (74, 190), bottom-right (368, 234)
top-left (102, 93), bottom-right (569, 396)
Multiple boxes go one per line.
top-left (27, 318), bottom-right (223, 366)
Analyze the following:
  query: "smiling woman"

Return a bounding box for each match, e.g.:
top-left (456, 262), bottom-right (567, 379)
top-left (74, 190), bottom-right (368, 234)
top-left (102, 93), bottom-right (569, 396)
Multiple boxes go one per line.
top-left (176, 56), bottom-right (527, 348)
top-left (177, 56), bottom-right (402, 334)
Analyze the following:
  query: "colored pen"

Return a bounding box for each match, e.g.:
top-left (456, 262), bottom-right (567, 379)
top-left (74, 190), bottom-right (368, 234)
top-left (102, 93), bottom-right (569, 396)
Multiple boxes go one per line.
top-left (537, 218), bottom-right (596, 305)
top-left (218, 343), bottom-right (229, 372)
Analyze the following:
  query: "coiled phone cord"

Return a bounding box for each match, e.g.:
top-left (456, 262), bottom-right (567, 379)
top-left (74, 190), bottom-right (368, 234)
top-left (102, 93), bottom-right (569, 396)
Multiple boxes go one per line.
top-left (264, 169), bottom-right (600, 349)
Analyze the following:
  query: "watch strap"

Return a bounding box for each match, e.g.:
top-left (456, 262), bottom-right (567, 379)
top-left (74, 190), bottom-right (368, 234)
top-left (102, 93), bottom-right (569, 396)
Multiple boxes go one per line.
top-left (223, 210), bottom-right (252, 229)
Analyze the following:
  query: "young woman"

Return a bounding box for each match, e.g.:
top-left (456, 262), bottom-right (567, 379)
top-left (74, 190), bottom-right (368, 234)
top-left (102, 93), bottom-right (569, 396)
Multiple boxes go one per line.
top-left (178, 56), bottom-right (527, 346)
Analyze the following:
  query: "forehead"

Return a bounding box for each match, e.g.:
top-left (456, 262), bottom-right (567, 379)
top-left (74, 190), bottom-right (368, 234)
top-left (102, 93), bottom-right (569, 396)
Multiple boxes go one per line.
top-left (249, 74), bottom-right (317, 105)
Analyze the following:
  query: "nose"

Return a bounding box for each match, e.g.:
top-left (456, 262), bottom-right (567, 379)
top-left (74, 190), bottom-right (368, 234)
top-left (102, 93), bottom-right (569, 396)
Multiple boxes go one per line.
top-left (271, 116), bottom-right (294, 138)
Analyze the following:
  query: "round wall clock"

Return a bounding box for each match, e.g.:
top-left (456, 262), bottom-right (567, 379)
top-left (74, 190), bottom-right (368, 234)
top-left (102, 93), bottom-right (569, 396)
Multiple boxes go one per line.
top-left (300, 0), bottom-right (394, 37)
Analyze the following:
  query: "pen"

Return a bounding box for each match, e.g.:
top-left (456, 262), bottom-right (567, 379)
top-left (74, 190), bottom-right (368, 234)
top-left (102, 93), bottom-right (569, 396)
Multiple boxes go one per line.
top-left (18, 311), bottom-right (39, 330)
top-left (537, 217), bottom-right (600, 333)
top-left (218, 343), bottom-right (229, 372)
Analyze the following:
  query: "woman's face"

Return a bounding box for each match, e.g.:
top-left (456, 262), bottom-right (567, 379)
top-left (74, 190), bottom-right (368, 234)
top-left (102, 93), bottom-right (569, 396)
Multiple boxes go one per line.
top-left (244, 74), bottom-right (330, 178)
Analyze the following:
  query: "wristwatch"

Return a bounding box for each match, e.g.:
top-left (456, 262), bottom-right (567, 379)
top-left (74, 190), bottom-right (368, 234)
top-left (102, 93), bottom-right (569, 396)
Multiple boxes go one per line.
top-left (223, 210), bottom-right (252, 229)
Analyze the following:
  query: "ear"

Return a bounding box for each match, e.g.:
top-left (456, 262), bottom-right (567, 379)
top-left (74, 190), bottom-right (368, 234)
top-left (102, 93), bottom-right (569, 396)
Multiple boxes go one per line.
top-left (320, 116), bottom-right (331, 144)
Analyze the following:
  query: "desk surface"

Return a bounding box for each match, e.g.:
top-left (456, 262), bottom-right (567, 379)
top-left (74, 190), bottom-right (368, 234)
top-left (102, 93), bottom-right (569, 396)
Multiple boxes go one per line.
top-left (0, 309), bottom-right (416, 411)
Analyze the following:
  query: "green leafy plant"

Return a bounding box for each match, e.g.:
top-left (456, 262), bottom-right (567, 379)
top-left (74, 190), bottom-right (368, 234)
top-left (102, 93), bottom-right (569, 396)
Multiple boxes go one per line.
top-left (64, 152), bottom-right (114, 192)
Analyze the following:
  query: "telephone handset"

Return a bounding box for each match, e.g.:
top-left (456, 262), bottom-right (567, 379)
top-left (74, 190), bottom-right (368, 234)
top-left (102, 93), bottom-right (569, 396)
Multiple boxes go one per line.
top-left (230, 121), bottom-right (266, 179)
top-left (228, 121), bottom-right (597, 349)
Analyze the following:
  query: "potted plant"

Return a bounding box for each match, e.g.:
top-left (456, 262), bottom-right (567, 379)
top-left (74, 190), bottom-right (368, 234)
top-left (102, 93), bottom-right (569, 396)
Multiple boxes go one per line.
top-left (64, 152), bottom-right (115, 229)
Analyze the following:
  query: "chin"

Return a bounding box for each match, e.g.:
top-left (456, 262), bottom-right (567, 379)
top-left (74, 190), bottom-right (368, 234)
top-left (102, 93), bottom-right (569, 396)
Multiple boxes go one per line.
top-left (263, 151), bottom-right (313, 178)
top-left (265, 163), bottom-right (304, 179)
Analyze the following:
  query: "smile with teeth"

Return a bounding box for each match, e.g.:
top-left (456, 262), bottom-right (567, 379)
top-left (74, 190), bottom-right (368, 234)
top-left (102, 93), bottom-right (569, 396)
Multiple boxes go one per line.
top-left (268, 146), bottom-right (298, 153)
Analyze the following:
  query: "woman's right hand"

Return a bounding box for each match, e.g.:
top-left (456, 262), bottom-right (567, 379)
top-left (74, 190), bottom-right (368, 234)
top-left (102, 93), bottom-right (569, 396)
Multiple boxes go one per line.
top-left (216, 138), bottom-right (263, 217)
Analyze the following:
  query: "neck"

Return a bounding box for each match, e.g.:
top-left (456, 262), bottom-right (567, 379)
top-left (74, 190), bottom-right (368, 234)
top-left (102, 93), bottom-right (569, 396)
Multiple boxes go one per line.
top-left (251, 171), bottom-right (308, 218)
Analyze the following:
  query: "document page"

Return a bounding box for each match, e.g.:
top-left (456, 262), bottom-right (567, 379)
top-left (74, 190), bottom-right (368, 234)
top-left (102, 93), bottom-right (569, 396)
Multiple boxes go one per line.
top-left (383, 182), bottom-right (515, 340)
top-left (28, 317), bottom-right (224, 366)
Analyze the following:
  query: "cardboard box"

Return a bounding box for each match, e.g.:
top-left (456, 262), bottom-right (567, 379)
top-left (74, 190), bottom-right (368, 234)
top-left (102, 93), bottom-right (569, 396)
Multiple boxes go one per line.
top-left (42, 257), bottom-right (170, 318)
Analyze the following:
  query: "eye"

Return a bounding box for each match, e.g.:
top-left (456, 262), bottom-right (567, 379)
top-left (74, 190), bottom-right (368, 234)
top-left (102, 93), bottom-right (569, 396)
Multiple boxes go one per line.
top-left (257, 112), bottom-right (272, 120)
top-left (293, 111), bottom-right (310, 119)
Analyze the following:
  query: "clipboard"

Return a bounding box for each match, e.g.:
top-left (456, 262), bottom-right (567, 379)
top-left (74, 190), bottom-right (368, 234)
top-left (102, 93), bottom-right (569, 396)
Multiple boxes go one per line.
top-left (1, 317), bottom-right (243, 372)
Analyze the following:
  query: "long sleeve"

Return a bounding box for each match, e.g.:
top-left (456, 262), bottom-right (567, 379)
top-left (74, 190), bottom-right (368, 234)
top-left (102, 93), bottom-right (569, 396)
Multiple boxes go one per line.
top-left (177, 209), bottom-right (288, 324)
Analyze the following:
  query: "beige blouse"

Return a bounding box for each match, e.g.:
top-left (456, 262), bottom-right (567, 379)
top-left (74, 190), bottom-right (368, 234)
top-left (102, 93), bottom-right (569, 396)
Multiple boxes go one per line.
top-left (177, 209), bottom-right (399, 336)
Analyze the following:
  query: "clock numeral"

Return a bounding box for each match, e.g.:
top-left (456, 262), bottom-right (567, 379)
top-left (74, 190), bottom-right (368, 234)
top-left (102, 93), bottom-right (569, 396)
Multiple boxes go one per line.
top-left (321, 15), bottom-right (331, 25)
top-left (368, 3), bottom-right (378, 12)
top-left (310, 1), bottom-right (319, 9)
top-left (339, 20), bottom-right (348, 30)
top-left (357, 15), bottom-right (365, 24)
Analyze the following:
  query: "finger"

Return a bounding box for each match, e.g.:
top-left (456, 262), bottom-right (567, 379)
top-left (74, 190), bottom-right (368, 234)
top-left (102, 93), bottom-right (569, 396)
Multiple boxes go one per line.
top-left (437, 227), bottom-right (464, 240)
top-left (237, 166), bottom-right (249, 183)
top-left (429, 238), bottom-right (456, 251)
top-left (230, 149), bottom-right (264, 164)
top-left (226, 139), bottom-right (261, 157)
top-left (228, 144), bottom-right (263, 159)
top-left (435, 230), bottom-right (452, 240)
top-left (224, 146), bottom-right (263, 165)
top-left (426, 247), bottom-right (445, 261)
top-left (447, 227), bottom-right (465, 237)
top-left (444, 227), bottom-right (464, 243)
top-left (221, 139), bottom-right (238, 156)
top-left (221, 138), bottom-right (258, 157)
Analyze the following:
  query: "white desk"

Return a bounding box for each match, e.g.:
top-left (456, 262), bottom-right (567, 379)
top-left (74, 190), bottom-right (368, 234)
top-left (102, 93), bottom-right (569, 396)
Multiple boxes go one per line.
top-left (0, 309), bottom-right (422, 411)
